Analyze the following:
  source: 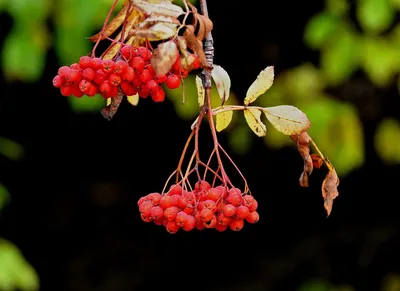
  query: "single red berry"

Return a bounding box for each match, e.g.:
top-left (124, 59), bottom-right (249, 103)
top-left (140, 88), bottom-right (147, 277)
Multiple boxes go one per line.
top-left (79, 56), bottom-right (92, 69)
top-left (139, 200), bottom-right (153, 216)
top-left (151, 86), bottom-right (165, 102)
top-left (120, 45), bottom-right (137, 60)
top-left (120, 81), bottom-right (137, 96)
top-left (203, 200), bottom-right (216, 211)
top-left (79, 79), bottom-right (92, 93)
top-left (222, 204), bottom-right (236, 217)
top-left (200, 208), bottom-right (213, 222)
top-left (215, 223), bottom-right (229, 232)
top-left (204, 215), bottom-right (217, 228)
top-left (182, 215), bottom-right (196, 231)
top-left (150, 206), bottom-right (164, 221)
top-left (229, 219), bottom-right (244, 231)
top-left (175, 196), bottom-right (187, 209)
top-left (175, 211), bottom-right (188, 227)
top-left (246, 211), bottom-right (259, 224)
top-left (107, 85), bottom-right (118, 98)
top-left (166, 74), bottom-right (180, 89)
top-left (108, 73), bottom-right (122, 86)
top-left (101, 59), bottom-right (115, 74)
top-left (168, 184), bottom-right (182, 196)
top-left (86, 83), bottom-right (98, 97)
top-left (121, 66), bottom-right (135, 82)
top-left (93, 70), bottom-right (107, 85)
top-left (194, 180), bottom-right (211, 192)
top-left (52, 75), bottom-right (63, 88)
top-left (65, 69), bottom-right (82, 84)
top-left (99, 81), bottom-right (113, 98)
top-left (90, 58), bottom-right (103, 70)
top-left (137, 196), bottom-right (147, 207)
top-left (60, 85), bottom-right (73, 96)
top-left (235, 205), bottom-right (250, 219)
top-left (183, 204), bottom-right (194, 215)
top-left (156, 74), bottom-right (167, 83)
top-left (82, 67), bottom-right (96, 81)
top-left (148, 193), bottom-right (162, 205)
top-left (138, 46), bottom-right (152, 61)
top-left (113, 60), bottom-right (128, 74)
top-left (72, 85), bottom-right (84, 97)
top-left (140, 213), bottom-right (152, 223)
top-left (146, 79), bottom-right (158, 93)
top-left (130, 56), bottom-right (145, 71)
top-left (139, 69), bottom-right (152, 84)
top-left (164, 206), bottom-right (179, 222)
top-left (183, 191), bottom-right (196, 204)
top-left (69, 63), bottom-right (81, 70)
top-left (160, 195), bottom-right (175, 209)
top-left (217, 213), bottom-right (232, 226)
top-left (165, 220), bottom-right (180, 234)
top-left (180, 69), bottom-right (188, 78)
top-left (57, 66), bottom-right (70, 77)
top-left (206, 187), bottom-right (223, 202)
top-left (138, 85), bottom-right (150, 98)
top-left (226, 189), bottom-right (243, 207)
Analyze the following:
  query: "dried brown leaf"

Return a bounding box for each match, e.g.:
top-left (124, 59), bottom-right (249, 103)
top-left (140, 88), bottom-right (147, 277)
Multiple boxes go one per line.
top-left (187, 2), bottom-right (213, 41)
top-left (151, 40), bottom-right (179, 76)
top-left (322, 168), bottom-right (339, 217)
top-left (311, 153), bottom-right (324, 169)
top-left (291, 131), bottom-right (313, 187)
top-left (132, 0), bottom-right (184, 18)
top-left (87, 4), bottom-right (129, 42)
top-left (135, 13), bottom-right (180, 29)
top-left (130, 22), bottom-right (178, 41)
top-left (183, 25), bottom-right (210, 69)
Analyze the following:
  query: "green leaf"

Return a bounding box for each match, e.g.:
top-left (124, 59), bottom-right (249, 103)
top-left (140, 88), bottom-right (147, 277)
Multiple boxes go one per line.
top-left (320, 25), bottom-right (359, 86)
top-left (302, 97), bottom-right (364, 176)
top-left (2, 25), bottom-right (46, 82)
top-left (0, 184), bottom-right (10, 214)
top-left (68, 94), bottom-right (106, 113)
top-left (0, 239), bottom-right (40, 291)
top-left (7, 0), bottom-right (51, 23)
top-left (356, 0), bottom-right (395, 35)
top-left (326, 0), bottom-right (349, 16)
top-left (389, 0), bottom-right (400, 10)
top-left (374, 118), bottom-right (400, 165)
top-left (0, 137), bottom-right (24, 161)
top-left (304, 12), bottom-right (339, 49)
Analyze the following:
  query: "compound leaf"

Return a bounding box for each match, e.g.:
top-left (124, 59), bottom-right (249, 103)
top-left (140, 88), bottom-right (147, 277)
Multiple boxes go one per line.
top-left (244, 66), bottom-right (274, 105)
top-left (216, 110), bottom-right (233, 132)
top-left (244, 108), bottom-right (266, 137)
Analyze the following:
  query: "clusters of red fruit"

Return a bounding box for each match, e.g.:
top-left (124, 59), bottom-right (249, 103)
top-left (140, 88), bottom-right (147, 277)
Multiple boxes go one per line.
top-left (138, 180), bottom-right (259, 234)
top-left (52, 45), bottom-right (200, 102)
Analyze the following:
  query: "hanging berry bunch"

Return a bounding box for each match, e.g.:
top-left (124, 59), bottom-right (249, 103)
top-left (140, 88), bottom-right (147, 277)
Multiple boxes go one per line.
top-left (52, 0), bottom-right (340, 234)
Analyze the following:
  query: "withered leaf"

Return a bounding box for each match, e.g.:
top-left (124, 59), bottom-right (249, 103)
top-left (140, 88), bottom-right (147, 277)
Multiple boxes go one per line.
top-left (183, 25), bottom-right (210, 69)
top-left (211, 65), bottom-right (231, 104)
top-left (188, 1), bottom-right (213, 42)
top-left (291, 131), bottom-right (313, 187)
top-left (87, 4), bottom-right (129, 42)
top-left (195, 75), bottom-right (205, 106)
top-left (322, 168), bottom-right (339, 217)
top-left (244, 108), bottom-right (267, 137)
top-left (135, 13), bottom-right (180, 29)
top-left (263, 105), bottom-right (311, 135)
top-left (130, 22), bottom-right (178, 41)
top-left (311, 153), bottom-right (324, 169)
top-left (151, 40), bottom-right (179, 76)
top-left (132, 0), bottom-right (184, 18)
top-left (180, 53), bottom-right (196, 71)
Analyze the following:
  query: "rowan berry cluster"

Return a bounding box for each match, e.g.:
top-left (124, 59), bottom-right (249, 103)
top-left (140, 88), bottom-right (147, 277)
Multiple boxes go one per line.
top-left (52, 45), bottom-right (200, 102)
top-left (138, 180), bottom-right (259, 234)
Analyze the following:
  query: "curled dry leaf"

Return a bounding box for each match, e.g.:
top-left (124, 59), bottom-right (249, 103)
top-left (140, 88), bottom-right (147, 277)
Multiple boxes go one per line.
top-left (211, 65), bottom-right (231, 104)
top-left (311, 153), bottom-right (324, 169)
top-left (151, 40), bottom-right (179, 76)
top-left (216, 110), bottom-right (233, 132)
top-left (183, 25), bottom-right (210, 69)
top-left (130, 22), bottom-right (178, 41)
top-left (87, 4), bottom-right (130, 42)
top-left (322, 168), bottom-right (339, 217)
top-left (127, 93), bottom-right (139, 106)
top-left (131, 0), bottom-right (184, 18)
top-left (180, 54), bottom-right (196, 71)
top-left (244, 108), bottom-right (267, 137)
top-left (187, 1), bottom-right (213, 42)
top-left (195, 75), bottom-right (205, 106)
top-left (263, 105), bottom-right (311, 135)
top-left (244, 66), bottom-right (274, 106)
top-left (135, 13), bottom-right (180, 28)
top-left (291, 131), bottom-right (313, 187)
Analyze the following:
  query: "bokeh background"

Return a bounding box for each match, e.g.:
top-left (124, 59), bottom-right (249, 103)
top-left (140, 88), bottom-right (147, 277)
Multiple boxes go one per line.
top-left (1, 0), bottom-right (400, 290)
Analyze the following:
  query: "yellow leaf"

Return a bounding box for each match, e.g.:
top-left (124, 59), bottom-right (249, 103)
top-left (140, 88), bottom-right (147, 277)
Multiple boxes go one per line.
top-left (244, 66), bottom-right (274, 105)
top-left (127, 93), bottom-right (139, 106)
top-left (196, 75), bottom-right (205, 106)
top-left (132, 0), bottom-right (184, 18)
top-left (130, 22), bottom-right (178, 41)
top-left (263, 105), bottom-right (311, 135)
top-left (106, 98), bottom-right (112, 106)
top-left (216, 110), bottom-right (233, 132)
top-left (244, 108), bottom-right (266, 137)
top-left (211, 64), bottom-right (231, 104)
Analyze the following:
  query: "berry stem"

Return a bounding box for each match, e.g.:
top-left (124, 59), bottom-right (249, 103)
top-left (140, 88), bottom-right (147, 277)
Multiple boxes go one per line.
top-left (91, 0), bottom-right (120, 58)
top-left (175, 130), bottom-right (195, 183)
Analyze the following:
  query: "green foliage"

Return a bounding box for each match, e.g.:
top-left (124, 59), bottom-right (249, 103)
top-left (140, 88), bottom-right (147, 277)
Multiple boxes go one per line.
top-left (0, 239), bottom-right (39, 291)
top-left (356, 0), bottom-right (395, 35)
top-left (0, 137), bottom-right (24, 161)
top-left (0, 184), bottom-right (10, 215)
top-left (374, 118), bottom-right (400, 164)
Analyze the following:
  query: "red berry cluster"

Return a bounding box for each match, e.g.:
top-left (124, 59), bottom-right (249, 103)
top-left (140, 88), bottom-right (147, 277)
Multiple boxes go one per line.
top-left (138, 180), bottom-right (259, 234)
top-left (52, 45), bottom-right (200, 102)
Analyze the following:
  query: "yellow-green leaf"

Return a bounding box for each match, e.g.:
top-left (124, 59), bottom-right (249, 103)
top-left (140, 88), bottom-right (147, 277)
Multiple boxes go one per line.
top-left (243, 108), bottom-right (266, 137)
top-left (263, 105), bottom-right (311, 135)
top-left (244, 66), bottom-right (274, 105)
top-left (127, 93), bottom-right (139, 106)
top-left (211, 64), bottom-right (231, 104)
top-left (374, 118), bottom-right (400, 164)
top-left (216, 110), bottom-right (233, 132)
top-left (356, 0), bottom-right (395, 35)
top-left (196, 75), bottom-right (205, 106)
top-left (304, 12), bottom-right (338, 49)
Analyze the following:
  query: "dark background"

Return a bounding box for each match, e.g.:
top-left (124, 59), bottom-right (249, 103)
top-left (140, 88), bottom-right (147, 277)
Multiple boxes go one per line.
top-left (1, 1), bottom-right (400, 291)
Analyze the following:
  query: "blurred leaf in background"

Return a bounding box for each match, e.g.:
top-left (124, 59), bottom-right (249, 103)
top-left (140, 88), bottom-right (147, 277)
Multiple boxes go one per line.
top-left (297, 278), bottom-right (355, 291)
top-left (0, 239), bottom-right (39, 291)
top-left (374, 118), bottom-right (400, 165)
top-left (0, 137), bottom-right (24, 161)
top-left (0, 184), bottom-right (10, 216)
